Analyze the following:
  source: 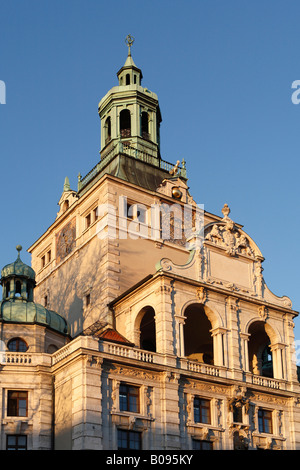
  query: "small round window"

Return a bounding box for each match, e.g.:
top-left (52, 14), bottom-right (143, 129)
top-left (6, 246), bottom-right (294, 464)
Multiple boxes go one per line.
top-left (7, 338), bottom-right (28, 352)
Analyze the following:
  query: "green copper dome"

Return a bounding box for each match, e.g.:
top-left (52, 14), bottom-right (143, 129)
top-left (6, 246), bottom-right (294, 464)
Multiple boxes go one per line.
top-left (0, 245), bottom-right (70, 336)
top-left (0, 299), bottom-right (70, 335)
top-left (1, 245), bottom-right (35, 281)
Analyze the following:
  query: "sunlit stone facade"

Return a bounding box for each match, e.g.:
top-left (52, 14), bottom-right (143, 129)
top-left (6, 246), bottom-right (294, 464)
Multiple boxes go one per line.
top-left (1, 39), bottom-right (300, 450)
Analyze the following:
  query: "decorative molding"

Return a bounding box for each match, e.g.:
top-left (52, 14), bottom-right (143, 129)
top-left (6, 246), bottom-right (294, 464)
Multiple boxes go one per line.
top-left (196, 286), bottom-right (207, 304)
top-left (205, 207), bottom-right (255, 258)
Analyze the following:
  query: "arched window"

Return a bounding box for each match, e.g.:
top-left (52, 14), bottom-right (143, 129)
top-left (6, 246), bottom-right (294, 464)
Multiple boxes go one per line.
top-left (248, 322), bottom-right (273, 378)
top-left (120, 109), bottom-right (131, 138)
top-left (26, 283), bottom-right (33, 302)
top-left (15, 280), bottom-right (22, 297)
top-left (47, 344), bottom-right (58, 354)
top-left (183, 304), bottom-right (213, 365)
top-left (141, 112), bottom-right (150, 140)
top-left (5, 281), bottom-right (10, 298)
top-left (7, 338), bottom-right (28, 352)
top-left (138, 306), bottom-right (156, 352)
top-left (105, 116), bottom-right (111, 145)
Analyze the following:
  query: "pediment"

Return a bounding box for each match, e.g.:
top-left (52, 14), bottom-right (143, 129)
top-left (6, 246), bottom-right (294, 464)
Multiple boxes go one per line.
top-left (56, 190), bottom-right (78, 219)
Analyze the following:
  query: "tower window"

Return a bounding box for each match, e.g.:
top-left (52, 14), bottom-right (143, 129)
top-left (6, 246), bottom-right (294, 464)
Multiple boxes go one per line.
top-left (15, 280), bottom-right (22, 297)
top-left (126, 74), bottom-right (130, 85)
top-left (5, 281), bottom-right (10, 298)
top-left (7, 338), bottom-right (28, 352)
top-left (120, 109), bottom-right (131, 138)
top-left (105, 116), bottom-right (111, 145)
top-left (62, 200), bottom-right (69, 212)
top-left (85, 213), bottom-right (91, 228)
top-left (141, 112), bottom-right (150, 140)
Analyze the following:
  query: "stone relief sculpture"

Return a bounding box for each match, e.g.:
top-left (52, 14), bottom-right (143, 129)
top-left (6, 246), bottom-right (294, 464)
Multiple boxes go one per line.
top-left (205, 205), bottom-right (255, 258)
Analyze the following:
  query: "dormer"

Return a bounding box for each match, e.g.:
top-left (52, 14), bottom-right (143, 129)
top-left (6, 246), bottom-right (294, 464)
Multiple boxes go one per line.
top-left (56, 177), bottom-right (78, 219)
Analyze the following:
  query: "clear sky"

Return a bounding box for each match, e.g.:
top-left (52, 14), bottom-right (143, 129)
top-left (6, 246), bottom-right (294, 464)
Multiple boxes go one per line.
top-left (0, 1), bottom-right (299, 350)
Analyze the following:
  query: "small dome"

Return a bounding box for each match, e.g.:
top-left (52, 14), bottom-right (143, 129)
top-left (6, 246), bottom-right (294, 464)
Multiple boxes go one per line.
top-left (0, 245), bottom-right (70, 336)
top-left (0, 299), bottom-right (70, 335)
top-left (1, 245), bottom-right (35, 282)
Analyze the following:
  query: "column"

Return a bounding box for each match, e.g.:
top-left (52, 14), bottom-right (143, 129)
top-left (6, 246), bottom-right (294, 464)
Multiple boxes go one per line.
top-left (154, 278), bottom-right (176, 361)
top-left (271, 343), bottom-right (285, 380)
top-left (160, 372), bottom-right (180, 449)
top-left (211, 327), bottom-right (227, 367)
top-left (226, 296), bottom-right (243, 380)
top-left (240, 333), bottom-right (250, 372)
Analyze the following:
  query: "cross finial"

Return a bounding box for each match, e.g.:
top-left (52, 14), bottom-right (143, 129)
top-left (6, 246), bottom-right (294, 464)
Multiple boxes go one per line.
top-left (125, 34), bottom-right (135, 56)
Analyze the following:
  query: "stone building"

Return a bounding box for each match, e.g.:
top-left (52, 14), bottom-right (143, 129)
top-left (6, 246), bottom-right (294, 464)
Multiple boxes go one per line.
top-left (0, 37), bottom-right (300, 450)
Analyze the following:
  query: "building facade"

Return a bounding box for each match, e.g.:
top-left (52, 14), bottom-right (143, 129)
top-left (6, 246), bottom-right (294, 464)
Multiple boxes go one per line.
top-left (0, 38), bottom-right (300, 450)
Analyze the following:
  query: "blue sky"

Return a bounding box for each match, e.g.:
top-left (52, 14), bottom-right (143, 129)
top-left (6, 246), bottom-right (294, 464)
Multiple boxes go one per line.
top-left (0, 1), bottom-right (299, 343)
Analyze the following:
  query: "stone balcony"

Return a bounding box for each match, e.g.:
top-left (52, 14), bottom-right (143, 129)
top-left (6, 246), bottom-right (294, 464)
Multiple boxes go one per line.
top-left (1, 337), bottom-right (297, 392)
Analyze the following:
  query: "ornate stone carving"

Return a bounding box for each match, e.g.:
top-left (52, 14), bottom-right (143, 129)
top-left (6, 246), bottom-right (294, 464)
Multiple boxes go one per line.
top-left (196, 286), bottom-right (207, 304)
top-left (228, 386), bottom-right (250, 414)
top-left (205, 205), bottom-right (255, 257)
top-left (258, 305), bottom-right (268, 322)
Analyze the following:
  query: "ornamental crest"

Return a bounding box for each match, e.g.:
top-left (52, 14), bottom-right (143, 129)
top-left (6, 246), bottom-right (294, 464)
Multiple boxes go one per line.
top-left (204, 204), bottom-right (255, 257)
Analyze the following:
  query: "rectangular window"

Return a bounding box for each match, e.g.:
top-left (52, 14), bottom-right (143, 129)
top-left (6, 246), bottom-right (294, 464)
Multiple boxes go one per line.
top-left (117, 429), bottom-right (141, 450)
top-left (126, 203), bottom-right (147, 223)
top-left (258, 408), bottom-right (273, 434)
top-left (93, 207), bottom-right (98, 222)
top-left (85, 213), bottom-right (91, 228)
top-left (85, 293), bottom-right (90, 307)
top-left (194, 397), bottom-right (211, 424)
top-left (41, 255), bottom-right (46, 268)
top-left (233, 405), bottom-right (243, 423)
top-left (126, 203), bottom-right (134, 220)
top-left (6, 435), bottom-right (27, 450)
top-left (7, 391), bottom-right (28, 417)
top-left (192, 439), bottom-right (213, 450)
top-left (136, 206), bottom-right (146, 224)
top-left (119, 384), bottom-right (139, 413)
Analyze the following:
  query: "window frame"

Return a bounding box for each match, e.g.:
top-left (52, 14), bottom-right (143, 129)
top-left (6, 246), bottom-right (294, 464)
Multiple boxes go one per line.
top-left (258, 408), bottom-right (273, 434)
top-left (7, 390), bottom-right (28, 417)
top-left (6, 434), bottom-right (27, 450)
top-left (117, 429), bottom-right (142, 450)
top-left (7, 338), bottom-right (28, 353)
top-left (192, 439), bottom-right (213, 450)
top-left (119, 383), bottom-right (140, 413)
top-left (193, 397), bottom-right (211, 425)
